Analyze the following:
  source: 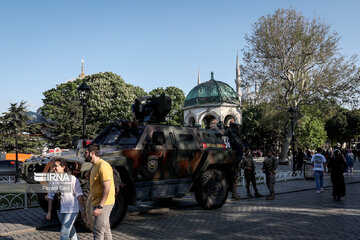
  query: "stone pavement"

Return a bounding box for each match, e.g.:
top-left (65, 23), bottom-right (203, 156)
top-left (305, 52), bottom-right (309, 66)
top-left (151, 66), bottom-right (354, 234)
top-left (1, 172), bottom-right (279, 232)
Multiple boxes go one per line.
top-left (1, 162), bottom-right (359, 240)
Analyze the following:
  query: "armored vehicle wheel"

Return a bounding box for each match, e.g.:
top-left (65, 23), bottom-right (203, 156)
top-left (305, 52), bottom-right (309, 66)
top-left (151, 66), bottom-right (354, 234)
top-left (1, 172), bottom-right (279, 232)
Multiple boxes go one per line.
top-left (195, 170), bottom-right (228, 209)
top-left (77, 181), bottom-right (128, 231)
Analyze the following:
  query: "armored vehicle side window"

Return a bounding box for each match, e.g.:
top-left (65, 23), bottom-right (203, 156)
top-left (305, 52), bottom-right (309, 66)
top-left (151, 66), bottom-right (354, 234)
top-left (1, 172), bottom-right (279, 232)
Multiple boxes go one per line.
top-left (152, 131), bottom-right (165, 145)
top-left (214, 133), bottom-right (225, 144)
top-left (202, 132), bottom-right (213, 143)
top-left (179, 134), bottom-right (193, 142)
top-left (177, 133), bottom-right (198, 150)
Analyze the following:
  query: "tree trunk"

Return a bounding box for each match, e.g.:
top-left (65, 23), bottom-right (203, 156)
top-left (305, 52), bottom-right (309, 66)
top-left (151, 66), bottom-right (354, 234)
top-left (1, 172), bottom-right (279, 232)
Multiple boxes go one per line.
top-left (278, 121), bottom-right (294, 164)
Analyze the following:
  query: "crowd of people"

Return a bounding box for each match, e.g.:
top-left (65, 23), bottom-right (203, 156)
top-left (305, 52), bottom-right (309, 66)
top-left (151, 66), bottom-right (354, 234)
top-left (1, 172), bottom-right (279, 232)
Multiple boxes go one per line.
top-left (310, 146), bottom-right (356, 201)
top-left (229, 144), bottom-right (356, 203)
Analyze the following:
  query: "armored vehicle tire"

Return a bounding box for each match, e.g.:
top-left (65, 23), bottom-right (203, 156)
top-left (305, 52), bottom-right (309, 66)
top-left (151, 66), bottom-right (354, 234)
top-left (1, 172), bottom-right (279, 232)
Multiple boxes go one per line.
top-left (78, 182), bottom-right (128, 231)
top-left (195, 170), bottom-right (228, 209)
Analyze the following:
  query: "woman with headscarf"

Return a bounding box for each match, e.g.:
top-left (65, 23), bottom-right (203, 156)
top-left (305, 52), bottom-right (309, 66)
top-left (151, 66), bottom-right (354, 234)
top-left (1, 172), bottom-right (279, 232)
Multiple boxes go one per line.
top-left (327, 149), bottom-right (347, 201)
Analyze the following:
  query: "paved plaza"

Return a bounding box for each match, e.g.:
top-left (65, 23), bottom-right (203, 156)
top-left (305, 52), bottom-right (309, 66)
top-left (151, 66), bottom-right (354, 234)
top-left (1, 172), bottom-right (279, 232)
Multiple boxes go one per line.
top-left (1, 163), bottom-right (359, 240)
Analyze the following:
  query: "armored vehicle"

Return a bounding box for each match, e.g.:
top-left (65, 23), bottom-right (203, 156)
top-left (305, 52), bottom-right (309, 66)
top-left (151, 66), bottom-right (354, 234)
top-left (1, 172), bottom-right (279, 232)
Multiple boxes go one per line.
top-left (21, 94), bottom-right (236, 230)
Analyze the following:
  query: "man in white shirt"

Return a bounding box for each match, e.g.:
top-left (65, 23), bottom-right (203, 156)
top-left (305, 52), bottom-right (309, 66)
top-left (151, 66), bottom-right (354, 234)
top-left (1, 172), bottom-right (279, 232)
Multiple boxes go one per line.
top-left (311, 147), bottom-right (327, 193)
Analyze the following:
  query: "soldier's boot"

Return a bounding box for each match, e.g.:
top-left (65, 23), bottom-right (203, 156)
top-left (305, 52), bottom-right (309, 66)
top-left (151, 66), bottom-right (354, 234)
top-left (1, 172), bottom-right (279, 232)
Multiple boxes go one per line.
top-left (266, 193), bottom-right (275, 200)
top-left (232, 191), bottom-right (241, 200)
top-left (254, 189), bottom-right (262, 198)
top-left (246, 187), bottom-right (252, 197)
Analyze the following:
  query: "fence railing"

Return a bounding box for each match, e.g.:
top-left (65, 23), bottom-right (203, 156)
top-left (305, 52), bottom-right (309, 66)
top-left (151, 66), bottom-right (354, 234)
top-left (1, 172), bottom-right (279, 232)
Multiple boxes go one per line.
top-left (240, 170), bottom-right (304, 186)
top-left (0, 176), bottom-right (39, 211)
top-left (0, 176), bottom-right (15, 183)
top-left (0, 193), bottom-right (39, 210)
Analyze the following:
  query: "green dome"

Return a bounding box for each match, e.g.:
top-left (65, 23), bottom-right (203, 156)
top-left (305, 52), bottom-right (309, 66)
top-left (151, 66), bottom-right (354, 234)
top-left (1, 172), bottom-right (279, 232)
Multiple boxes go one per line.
top-left (184, 72), bottom-right (239, 107)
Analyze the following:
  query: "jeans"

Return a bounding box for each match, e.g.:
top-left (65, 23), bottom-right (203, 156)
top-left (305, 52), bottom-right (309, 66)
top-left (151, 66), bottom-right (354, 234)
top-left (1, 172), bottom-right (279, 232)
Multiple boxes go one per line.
top-left (314, 171), bottom-right (324, 191)
top-left (57, 211), bottom-right (78, 240)
top-left (93, 204), bottom-right (114, 240)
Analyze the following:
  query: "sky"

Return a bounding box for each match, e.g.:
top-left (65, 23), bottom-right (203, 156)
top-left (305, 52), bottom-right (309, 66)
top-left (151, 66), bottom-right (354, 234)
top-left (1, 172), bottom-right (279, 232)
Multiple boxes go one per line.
top-left (1, 0), bottom-right (360, 114)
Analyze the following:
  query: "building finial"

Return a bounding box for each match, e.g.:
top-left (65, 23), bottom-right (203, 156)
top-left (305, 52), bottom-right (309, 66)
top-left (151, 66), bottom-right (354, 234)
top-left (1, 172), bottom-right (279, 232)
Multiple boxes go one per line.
top-left (211, 72), bottom-right (214, 80)
top-left (198, 68), bottom-right (201, 85)
top-left (235, 51), bottom-right (242, 103)
top-left (236, 51), bottom-right (240, 78)
top-left (78, 59), bottom-right (86, 79)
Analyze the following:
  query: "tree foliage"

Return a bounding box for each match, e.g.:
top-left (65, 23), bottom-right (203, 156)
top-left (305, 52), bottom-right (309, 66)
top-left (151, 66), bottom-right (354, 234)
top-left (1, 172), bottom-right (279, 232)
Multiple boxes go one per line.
top-left (149, 86), bottom-right (185, 125)
top-left (325, 108), bottom-right (360, 146)
top-left (242, 8), bottom-right (360, 160)
top-left (241, 102), bottom-right (285, 150)
top-left (243, 8), bottom-right (360, 109)
top-left (0, 101), bottom-right (45, 153)
top-left (296, 115), bottom-right (327, 150)
top-left (41, 72), bottom-right (147, 148)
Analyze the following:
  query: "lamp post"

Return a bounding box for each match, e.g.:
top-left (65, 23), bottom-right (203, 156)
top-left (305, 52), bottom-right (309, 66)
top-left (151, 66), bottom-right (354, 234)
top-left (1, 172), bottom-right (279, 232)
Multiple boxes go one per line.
top-left (288, 107), bottom-right (296, 172)
top-left (77, 81), bottom-right (91, 148)
top-left (14, 124), bottom-right (19, 183)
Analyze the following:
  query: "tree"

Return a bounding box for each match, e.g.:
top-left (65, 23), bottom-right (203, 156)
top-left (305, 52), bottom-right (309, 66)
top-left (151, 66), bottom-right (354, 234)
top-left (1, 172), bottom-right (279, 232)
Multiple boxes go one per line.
top-left (149, 86), bottom-right (185, 125)
top-left (41, 72), bottom-right (147, 148)
top-left (0, 101), bottom-right (29, 152)
top-left (241, 102), bottom-right (285, 151)
top-left (296, 115), bottom-right (327, 150)
top-left (344, 109), bottom-right (360, 145)
top-left (325, 108), bottom-right (360, 146)
top-left (242, 8), bottom-right (360, 161)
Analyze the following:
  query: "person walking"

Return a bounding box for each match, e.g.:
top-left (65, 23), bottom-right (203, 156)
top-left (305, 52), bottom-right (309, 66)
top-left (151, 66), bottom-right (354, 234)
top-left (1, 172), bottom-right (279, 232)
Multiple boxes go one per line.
top-left (327, 149), bottom-right (346, 201)
top-left (225, 118), bottom-right (243, 200)
top-left (345, 149), bottom-right (354, 175)
top-left (240, 148), bottom-right (262, 198)
top-left (262, 150), bottom-right (278, 200)
top-left (46, 158), bottom-right (85, 240)
top-left (85, 143), bottom-right (116, 240)
top-left (311, 147), bottom-right (327, 193)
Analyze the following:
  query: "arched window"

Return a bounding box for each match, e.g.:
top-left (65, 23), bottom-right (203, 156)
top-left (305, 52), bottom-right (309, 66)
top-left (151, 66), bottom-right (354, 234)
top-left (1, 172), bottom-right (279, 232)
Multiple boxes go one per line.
top-left (202, 114), bottom-right (217, 129)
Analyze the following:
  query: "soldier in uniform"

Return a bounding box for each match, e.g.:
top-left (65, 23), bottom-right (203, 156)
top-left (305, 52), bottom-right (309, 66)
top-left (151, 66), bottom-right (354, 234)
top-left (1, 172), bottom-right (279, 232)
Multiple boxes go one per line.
top-left (240, 148), bottom-right (262, 198)
top-left (225, 118), bottom-right (243, 200)
top-left (262, 150), bottom-right (278, 200)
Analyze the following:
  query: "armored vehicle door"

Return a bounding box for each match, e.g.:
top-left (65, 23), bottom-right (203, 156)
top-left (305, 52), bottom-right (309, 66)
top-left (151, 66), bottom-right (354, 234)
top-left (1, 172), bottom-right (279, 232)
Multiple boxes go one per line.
top-left (172, 127), bottom-right (202, 178)
top-left (137, 124), bottom-right (175, 181)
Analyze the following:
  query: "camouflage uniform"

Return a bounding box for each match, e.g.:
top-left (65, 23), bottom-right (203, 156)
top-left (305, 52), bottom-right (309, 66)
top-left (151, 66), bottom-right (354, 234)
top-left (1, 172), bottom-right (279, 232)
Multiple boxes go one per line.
top-left (240, 154), bottom-right (261, 197)
top-left (262, 154), bottom-right (278, 200)
top-left (226, 123), bottom-right (243, 199)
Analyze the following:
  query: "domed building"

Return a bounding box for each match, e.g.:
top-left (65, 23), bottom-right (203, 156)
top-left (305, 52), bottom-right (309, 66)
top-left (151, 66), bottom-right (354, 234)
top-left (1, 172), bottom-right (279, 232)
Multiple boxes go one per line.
top-left (183, 68), bottom-right (242, 128)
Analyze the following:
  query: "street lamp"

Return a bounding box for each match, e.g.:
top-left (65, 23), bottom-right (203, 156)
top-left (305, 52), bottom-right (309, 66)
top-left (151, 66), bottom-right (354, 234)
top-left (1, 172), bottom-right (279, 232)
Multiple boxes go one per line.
top-left (14, 121), bottom-right (19, 183)
top-left (77, 81), bottom-right (91, 148)
top-left (288, 107), bottom-right (296, 172)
